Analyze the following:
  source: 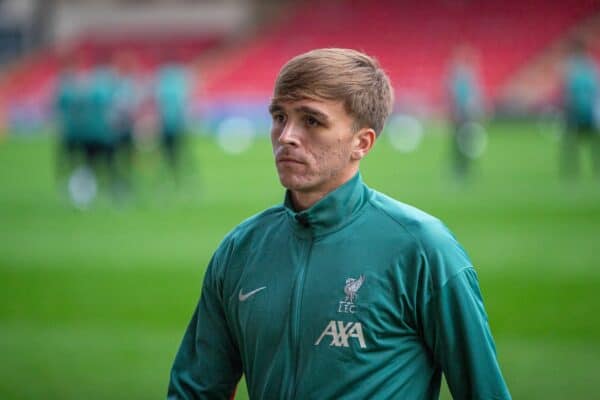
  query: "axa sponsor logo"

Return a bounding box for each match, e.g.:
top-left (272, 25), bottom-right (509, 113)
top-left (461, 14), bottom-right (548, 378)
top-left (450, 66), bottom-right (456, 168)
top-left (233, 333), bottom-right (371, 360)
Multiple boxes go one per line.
top-left (338, 275), bottom-right (365, 314)
top-left (315, 320), bottom-right (367, 349)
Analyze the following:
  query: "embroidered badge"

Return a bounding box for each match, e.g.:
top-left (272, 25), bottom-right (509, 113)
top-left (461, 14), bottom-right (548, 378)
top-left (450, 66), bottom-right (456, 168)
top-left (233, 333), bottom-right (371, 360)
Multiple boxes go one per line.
top-left (338, 275), bottom-right (365, 314)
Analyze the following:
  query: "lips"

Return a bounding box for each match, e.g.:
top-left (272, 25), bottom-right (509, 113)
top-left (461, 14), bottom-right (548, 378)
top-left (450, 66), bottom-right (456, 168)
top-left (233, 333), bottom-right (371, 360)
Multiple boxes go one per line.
top-left (276, 152), bottom-right (305, 165)
top-left (277, 157), bottom-right (303, 164)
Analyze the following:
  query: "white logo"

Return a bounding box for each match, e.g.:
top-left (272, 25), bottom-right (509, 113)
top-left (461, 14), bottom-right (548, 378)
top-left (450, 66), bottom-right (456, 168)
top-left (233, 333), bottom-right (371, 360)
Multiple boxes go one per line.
top-left (238, 286), bottom-right (266, 302)
top-left (338, 275), bottom-right (365, 314)
top-left (315, 320), bottom-right (366, 349)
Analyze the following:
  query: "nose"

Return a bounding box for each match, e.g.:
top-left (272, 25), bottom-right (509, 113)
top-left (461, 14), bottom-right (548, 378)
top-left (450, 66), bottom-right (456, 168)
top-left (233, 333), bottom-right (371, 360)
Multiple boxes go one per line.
top-left (277, 121), bottom-right (300, 146)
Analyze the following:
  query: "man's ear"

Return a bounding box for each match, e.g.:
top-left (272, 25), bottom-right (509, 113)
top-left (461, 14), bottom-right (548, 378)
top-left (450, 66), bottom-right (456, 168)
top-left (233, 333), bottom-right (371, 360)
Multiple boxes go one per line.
top-left (351, 128), bottom-right (376, 160)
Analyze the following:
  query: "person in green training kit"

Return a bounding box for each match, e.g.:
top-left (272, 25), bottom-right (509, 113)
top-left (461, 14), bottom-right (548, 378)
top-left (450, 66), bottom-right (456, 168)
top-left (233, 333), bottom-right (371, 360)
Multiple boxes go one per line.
top-left (168, 48), bottom-right (511, 399)
top-left (560, 38), bottom-right (600, 179)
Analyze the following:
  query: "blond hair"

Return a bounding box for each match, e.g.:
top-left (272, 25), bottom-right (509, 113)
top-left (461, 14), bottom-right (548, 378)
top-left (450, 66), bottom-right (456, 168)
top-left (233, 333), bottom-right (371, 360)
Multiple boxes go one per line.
top-left (272, 48), bottom-right (394, 136)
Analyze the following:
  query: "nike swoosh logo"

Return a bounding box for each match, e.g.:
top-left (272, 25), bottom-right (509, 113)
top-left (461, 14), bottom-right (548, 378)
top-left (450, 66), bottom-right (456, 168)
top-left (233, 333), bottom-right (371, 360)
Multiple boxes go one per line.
top-left (239, 286), bottom-right (266, 302)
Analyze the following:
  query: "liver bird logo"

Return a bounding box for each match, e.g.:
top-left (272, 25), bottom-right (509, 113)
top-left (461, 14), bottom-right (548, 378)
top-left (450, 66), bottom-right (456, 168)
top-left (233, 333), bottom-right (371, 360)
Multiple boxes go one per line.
top-left (344, 275), bottom-right (365, 303)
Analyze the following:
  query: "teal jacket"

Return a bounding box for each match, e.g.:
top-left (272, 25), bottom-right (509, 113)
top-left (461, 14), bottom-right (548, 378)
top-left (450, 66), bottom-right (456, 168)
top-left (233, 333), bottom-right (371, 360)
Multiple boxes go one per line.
top-left (156, 65), bottom-right (188, 135)
top-left (168, 173), bottom-right (511, 399)
top-left (55, 73), bottom-right (87, 141)
top-left (564, 55), bottom-right (599, 124)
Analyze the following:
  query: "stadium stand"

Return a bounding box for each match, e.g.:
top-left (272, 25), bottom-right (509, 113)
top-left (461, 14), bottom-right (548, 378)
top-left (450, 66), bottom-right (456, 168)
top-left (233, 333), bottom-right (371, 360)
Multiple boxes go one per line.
top-left (1, 0), bottom-right (600, 131)
top-left (501, 12), bottom-right (600, 112)
top-left (202, 0), bottom-right (600, 113)
top-left (0, 34), bottom-right (223, 131)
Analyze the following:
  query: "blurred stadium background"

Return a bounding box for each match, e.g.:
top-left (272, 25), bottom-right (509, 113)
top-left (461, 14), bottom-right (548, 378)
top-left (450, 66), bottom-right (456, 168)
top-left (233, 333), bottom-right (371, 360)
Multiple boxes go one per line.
top-left (1, 0), bottom-right (600, 399)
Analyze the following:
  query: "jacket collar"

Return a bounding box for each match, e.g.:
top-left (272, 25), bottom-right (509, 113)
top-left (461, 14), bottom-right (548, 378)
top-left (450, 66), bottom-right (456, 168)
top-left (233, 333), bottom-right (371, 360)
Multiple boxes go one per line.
top-left (284, 172), bottom-right (368, 238)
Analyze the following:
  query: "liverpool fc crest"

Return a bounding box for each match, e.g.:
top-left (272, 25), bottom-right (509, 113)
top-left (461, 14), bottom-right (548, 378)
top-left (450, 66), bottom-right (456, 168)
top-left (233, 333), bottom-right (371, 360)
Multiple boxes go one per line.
top-left (338, 275), bottom-right (365, 313)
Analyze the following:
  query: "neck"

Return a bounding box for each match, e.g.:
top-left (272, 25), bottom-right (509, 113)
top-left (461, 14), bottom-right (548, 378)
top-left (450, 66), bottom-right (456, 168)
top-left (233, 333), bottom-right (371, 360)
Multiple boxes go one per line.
top-left (289, 190), bottom-right (326, 211)
top-left (289, 167), bottom-right (359, 211)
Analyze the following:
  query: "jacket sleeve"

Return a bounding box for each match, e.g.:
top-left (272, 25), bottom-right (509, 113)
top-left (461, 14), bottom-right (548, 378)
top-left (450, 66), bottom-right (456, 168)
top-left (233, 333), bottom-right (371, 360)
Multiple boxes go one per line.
top-left (421, 267), bottom-right (511, 400)
top-left (168, 254), bottom-right (242, 399)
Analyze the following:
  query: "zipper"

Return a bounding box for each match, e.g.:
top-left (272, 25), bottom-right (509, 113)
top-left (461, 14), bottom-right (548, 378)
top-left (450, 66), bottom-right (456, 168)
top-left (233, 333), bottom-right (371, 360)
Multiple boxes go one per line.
top-left (287, 235), bottom-right (314, 399)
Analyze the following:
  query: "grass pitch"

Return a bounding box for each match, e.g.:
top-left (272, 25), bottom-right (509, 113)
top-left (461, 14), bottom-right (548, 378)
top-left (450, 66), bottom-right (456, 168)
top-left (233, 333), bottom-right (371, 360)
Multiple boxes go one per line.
top-left (0, 121), bottom-right (599, 399)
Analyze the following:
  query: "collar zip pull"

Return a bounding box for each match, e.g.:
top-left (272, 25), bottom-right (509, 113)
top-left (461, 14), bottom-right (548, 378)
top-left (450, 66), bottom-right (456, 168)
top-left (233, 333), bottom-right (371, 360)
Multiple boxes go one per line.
top-left (295, 214), bottom-right (310, 227)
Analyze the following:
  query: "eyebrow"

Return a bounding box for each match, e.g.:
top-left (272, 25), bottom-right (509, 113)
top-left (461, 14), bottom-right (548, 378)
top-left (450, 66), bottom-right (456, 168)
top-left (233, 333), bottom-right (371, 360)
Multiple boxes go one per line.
top-left (268, 104), bottom-right (283, 115)
top-left (296, 105), bottom-right (330, 123)
top-left (268, 103), bottom-right (330, 123)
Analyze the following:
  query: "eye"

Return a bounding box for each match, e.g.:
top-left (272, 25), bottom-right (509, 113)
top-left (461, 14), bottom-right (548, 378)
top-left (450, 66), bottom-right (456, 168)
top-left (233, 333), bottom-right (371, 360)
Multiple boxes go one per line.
top-left (272, 113), bottom-right (286, 124)
top-left (305, 115), bottom-right (320, 127)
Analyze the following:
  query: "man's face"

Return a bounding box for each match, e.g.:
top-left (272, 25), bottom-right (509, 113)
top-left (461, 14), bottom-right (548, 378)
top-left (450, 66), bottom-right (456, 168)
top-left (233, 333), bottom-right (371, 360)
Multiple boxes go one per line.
top-left (269, 98), bottom-right (359, 197)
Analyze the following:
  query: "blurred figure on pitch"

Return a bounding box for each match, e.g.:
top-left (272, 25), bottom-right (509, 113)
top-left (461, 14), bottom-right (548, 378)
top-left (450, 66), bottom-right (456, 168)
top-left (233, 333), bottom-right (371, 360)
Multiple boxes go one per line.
top-left (54, 51), bottom-right (118, 206)
top-left (88, 53), bottom-right (117, 172)
top-left (78, 52), bottom-right (119, 200)
top-left (110, 51), bottom-right (141, 190)
top-left (54, 52), bottom-right (87, 186)
top-left (446, 45), bottom-right (484, 180)
top-left (559, 38), bottom-right (600, 180)
top-left (155, 51), bottom-right (190, 183)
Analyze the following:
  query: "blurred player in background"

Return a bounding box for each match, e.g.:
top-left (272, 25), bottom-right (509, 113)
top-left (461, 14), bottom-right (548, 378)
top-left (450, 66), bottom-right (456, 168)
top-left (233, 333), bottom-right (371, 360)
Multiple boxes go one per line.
top-left (54, 52), bottom-right (87, 185)
top-left (81, 52), bottom-right (118, 193)
top-left (560, 37), bottom-right (600, 179)
top-left (110, 50), bottom-right (140, 192)
top-left (446, 45), bottom-right (484, 180)
top-left (54, 51), bottom-right (118, 206)
top-left (155, 51), bottom-right (190, 183)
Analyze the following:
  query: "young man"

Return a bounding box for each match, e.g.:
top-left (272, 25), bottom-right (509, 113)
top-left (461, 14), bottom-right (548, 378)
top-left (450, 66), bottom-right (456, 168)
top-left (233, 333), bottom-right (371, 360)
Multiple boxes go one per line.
top-left (168, 48), bottom-right (511, 399)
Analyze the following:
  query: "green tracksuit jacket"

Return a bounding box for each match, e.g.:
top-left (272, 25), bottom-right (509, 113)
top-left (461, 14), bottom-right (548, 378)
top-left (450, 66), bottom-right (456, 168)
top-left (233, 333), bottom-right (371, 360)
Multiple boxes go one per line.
top-left (168, 173), bottom-right (511, 399)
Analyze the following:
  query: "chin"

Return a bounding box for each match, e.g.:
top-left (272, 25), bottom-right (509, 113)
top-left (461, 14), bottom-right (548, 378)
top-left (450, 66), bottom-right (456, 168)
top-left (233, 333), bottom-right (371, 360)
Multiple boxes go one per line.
top-left (278, 174), bottom-right (310, 191)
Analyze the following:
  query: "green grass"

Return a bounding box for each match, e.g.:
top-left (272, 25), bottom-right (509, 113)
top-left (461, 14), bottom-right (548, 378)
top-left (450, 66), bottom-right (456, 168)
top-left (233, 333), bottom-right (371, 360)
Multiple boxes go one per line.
top-left (1, 121), bottom-right (599, 399)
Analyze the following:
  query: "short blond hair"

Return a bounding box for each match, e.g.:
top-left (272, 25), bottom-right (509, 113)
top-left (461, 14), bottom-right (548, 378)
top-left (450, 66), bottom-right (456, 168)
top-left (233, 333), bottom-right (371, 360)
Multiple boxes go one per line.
top-left (272, 48), bottom-right (394, 136)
